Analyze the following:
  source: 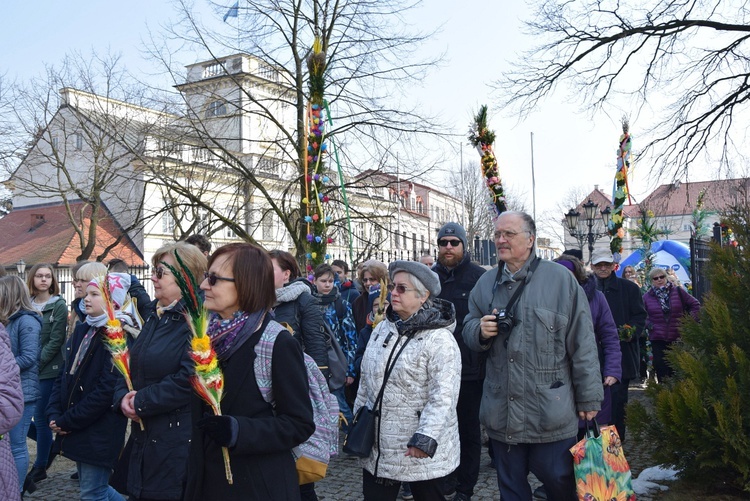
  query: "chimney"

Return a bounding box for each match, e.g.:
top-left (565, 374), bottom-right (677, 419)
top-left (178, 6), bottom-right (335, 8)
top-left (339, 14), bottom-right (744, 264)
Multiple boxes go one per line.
top-left (29, 214), bottom-right (45, 231)
top-left (594, 184), bottom-right (599, 192)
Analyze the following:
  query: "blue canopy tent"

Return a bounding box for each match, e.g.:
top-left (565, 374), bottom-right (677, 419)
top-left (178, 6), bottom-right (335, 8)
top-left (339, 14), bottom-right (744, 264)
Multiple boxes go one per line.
top-left (617, 240), bottom-right (692, 284)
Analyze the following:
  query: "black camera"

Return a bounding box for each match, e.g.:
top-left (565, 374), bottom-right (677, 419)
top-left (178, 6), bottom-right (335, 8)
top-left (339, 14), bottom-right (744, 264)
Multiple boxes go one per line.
top-left (495, 309), bottom-right (515, 335)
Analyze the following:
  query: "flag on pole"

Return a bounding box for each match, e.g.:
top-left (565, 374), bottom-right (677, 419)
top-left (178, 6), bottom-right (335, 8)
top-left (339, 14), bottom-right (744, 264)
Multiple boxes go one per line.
top-left (223, 1), bottom-right (239, 22)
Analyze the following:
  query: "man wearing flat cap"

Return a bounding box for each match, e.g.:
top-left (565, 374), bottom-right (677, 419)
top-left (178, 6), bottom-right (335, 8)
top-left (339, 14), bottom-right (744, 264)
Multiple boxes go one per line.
top-left (591, 248), bottom-right (646, 443)
top-left (432, 222), bottom-right (486, 501)
top-left (463, 211), bottom-right (602, 501)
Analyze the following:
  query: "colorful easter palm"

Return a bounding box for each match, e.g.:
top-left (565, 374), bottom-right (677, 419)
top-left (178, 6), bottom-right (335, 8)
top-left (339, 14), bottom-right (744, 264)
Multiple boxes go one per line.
top-left (162, 252), bottom-right (233, 484)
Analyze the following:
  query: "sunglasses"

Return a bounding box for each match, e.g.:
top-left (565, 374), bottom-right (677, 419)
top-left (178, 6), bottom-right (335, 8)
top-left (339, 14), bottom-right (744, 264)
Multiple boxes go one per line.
top-left (151, 266), bottom-right (170, 279)
top-left (204, 272), bottom-right (236, 286)
top-left (437, 239), bottom-right (461, 248)
top-left (652, 275), bottom-right (666, 281)
top-left (391, 284), bottom-right (415, 294)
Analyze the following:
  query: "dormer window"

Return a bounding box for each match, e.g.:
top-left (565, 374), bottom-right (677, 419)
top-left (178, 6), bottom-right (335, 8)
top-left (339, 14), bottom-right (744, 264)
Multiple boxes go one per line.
top-left (205, 100), bottom-right (227, 118)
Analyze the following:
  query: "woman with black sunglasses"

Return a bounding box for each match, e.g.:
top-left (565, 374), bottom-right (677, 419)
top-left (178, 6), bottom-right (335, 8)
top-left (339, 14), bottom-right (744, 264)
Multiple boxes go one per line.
top-left (643, 267), bottom-right (701, 381)
top-left (184, 243), bottom-right (314, 500)
top-left (112, 242), bottom-right (207, 501)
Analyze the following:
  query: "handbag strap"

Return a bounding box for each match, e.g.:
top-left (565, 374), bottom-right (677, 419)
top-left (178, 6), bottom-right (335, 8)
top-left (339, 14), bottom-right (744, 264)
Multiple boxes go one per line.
top-left (372, 334), bottom-right (412, 413)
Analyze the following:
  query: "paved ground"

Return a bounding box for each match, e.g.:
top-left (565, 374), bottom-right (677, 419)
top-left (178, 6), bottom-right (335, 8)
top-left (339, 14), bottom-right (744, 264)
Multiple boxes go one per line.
top-left (25, 387), bottom-right (657, 500)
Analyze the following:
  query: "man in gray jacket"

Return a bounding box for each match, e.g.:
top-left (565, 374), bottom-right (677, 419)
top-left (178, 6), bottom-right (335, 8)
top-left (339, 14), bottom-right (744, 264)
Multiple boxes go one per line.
top-left (463, 211), bottom-right (603, 501)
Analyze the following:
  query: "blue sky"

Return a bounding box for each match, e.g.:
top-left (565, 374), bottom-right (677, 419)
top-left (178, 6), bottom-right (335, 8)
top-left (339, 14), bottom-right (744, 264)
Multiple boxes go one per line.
top-left (0, 0), bottom-right (718, 231)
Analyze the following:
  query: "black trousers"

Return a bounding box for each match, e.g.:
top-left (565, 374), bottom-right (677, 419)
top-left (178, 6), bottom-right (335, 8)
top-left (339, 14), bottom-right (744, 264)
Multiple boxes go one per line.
top-left (610, 379), bottom-right (630, 443)
top-left (362, 469), bottom-right (445, 501)
top-left (651, 340), bottom-right (675, 381)
top-left (444, 379), bottom-right (483, 497)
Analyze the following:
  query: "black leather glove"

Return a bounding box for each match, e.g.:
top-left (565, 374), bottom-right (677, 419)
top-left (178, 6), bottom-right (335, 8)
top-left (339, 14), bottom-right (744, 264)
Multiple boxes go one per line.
top-left (197, 414), bottom-right (239, 448)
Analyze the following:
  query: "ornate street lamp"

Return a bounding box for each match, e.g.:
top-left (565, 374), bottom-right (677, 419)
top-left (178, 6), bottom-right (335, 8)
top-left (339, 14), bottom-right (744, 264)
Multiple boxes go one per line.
top-left (564, 200), bottom-right (611, 263)
top-left (16, 259), bottom-right (26, 278)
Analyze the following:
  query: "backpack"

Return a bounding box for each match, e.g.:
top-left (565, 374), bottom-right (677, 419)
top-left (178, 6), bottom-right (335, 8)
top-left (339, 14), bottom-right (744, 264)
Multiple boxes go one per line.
top-left (254, 321), bottom-right (339, 485)
top-left (293, 299), bottom-right (348, 391)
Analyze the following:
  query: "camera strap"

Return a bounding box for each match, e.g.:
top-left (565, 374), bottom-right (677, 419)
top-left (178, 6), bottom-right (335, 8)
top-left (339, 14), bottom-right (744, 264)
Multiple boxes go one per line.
top-left (497, 257), bottom-right (541, 315)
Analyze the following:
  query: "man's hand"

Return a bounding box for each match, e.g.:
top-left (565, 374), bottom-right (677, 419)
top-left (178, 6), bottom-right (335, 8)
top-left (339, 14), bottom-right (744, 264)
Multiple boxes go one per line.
top-left (480, 310), bottom-right (499, 340)
top-left (578, 410), bottom-right (599, 421)
top-left (603, 376), bottom-right (618, 386)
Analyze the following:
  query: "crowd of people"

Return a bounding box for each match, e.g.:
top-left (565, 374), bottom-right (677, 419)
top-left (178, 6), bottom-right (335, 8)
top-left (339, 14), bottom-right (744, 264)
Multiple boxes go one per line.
top-left (0, 212), bottom-right (702, 501)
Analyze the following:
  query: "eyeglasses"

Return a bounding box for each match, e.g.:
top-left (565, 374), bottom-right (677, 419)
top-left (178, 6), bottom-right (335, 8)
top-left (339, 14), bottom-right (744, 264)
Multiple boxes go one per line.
top-left (652, 275), bottom-right (666, 281)
top-left (204, 272), bottom-right (236, 286)
top-left (151, 266), bottom-right (171, 280)
top-left (391, 284), bottom-right (416, 294)
top-left (437, 239), bottom-right (461, 248)
top-left (493, 230), bottom-right (528, 240)
top-left (362, 277), bottom-right (379, 284)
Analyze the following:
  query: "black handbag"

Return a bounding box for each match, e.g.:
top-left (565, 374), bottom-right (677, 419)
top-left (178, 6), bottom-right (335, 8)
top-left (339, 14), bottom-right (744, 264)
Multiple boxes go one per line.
top-left (342, 405), bottom-right (378, 457)
top-left (343, 334), bottom-right (411, 458)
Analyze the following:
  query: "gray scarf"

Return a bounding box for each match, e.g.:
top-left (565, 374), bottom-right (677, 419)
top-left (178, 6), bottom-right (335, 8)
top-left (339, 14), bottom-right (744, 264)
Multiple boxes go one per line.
top-left (275, 280), bottom-right (310, 305)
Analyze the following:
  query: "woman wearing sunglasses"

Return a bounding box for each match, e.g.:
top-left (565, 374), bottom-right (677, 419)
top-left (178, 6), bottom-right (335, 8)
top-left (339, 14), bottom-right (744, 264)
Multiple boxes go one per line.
top-left (643, 267), bottom-right (701, 381)
top-left (185, 243), bottom-right (314, 500)
top-left (355, 261), bottom-right (461, 501)
top-left (113, 242), bottom-right (207, 501)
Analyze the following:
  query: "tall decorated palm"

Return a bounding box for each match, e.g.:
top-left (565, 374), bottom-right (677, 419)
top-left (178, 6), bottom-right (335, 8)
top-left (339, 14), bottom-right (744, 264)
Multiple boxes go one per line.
top-left (468, 105), bottom-right (507, 217)
top-left (303, 36), bottom-right (334, 275)
top-left (608, 119), bottom-right (633, 262)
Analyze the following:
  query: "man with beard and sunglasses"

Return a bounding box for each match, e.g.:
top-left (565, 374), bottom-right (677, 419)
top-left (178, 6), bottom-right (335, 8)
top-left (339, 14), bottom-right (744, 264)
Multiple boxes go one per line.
top-left (432, 223), bottom-right (486, 501)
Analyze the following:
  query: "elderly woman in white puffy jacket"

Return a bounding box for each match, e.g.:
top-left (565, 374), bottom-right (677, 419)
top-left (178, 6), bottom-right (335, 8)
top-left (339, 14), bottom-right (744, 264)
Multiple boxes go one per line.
top-left (355, 260), bottom-right (461, 501)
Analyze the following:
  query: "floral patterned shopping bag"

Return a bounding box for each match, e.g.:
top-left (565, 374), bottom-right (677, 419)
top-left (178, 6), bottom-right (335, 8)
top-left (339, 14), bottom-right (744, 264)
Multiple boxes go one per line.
top-left (569, 420), bottom-right (636, 501)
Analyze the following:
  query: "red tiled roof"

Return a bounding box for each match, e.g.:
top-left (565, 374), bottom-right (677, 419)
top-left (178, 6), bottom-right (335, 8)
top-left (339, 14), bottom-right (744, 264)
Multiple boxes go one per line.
top-left (640, 178), bottom-right (750, 216)
top-left (576, 188), bottom-right (640, 218)
top-left (0, 201), bottom-right (144, 268)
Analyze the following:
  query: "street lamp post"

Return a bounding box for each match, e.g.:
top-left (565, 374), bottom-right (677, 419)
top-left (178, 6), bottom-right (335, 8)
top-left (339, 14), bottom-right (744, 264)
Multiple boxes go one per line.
top-left (16, 259), bottom-right (26, 278)
top-left (564, 200), bottom-right (612, 263)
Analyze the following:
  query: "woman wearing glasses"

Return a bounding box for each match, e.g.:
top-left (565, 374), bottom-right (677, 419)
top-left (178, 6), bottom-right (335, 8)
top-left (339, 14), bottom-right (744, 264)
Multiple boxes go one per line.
top-left (185, 243), bottom-right (314, 500)
top-left (113, 242), bottom-right (207, 501)
top-left (25, 264), bottom-right (68, 486)
top-left (355, 261), bottom-right (461, 501)
top-left (352, 260), bottom-right (389, 333)
top-left (643, 267), bottom-right (701, 381)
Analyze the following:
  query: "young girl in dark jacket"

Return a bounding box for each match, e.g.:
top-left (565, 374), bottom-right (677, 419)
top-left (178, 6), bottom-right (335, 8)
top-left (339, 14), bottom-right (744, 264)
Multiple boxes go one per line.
top-left (47, 273), bottom-right (138, 500)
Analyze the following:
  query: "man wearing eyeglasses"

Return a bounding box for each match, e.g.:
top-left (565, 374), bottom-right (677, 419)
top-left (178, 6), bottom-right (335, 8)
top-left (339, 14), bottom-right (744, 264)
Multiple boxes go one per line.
top-left (590, 248), bottom-right (646, 444)
top-left (432, 223), bottom-right (486, 501)
top-left (463, 211), bottom-right (602, 501)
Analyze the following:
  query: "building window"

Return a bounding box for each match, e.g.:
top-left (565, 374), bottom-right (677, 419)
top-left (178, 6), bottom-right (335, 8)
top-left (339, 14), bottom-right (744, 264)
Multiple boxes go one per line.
top-left (51, 136), bottom-right (58, 150)
top-left (75, 133), bottom-right (83, 150)
top-left (262, 215), bottom-right (274, 241)
top-left (256, 156), bottom-right (281, 175)
top-left (402, 232), bottom-right (407, 247)
top-left (416, 197), bottom-right (424, 213)
top-left (162, 212), bottom-right (175, 234)
top-left (205, 100), bottom-right (227, 118)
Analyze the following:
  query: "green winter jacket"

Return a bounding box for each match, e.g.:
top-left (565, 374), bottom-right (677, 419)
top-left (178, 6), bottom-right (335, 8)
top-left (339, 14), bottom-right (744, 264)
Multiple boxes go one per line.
top-left (36, 295), bottom-right (68, 380)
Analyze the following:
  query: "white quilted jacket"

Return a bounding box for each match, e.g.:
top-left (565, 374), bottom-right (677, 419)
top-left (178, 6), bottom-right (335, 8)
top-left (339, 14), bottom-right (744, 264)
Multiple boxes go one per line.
top-left (354, 300), bottom-right (461, 481)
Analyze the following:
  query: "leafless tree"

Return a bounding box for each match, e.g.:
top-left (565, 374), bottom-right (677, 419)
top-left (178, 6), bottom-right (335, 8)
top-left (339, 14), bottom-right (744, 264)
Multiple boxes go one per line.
top-left (5, 52), bottom-right (172, 261)
top-left (143, 0), bottom-right (444, 260)
top-left (498, 0), bottom-right (750, 182)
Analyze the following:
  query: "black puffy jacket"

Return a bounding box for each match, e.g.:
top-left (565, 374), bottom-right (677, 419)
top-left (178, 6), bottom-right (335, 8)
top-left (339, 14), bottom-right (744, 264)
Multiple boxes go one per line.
top-left (434, 254), bottom-right (487, 381)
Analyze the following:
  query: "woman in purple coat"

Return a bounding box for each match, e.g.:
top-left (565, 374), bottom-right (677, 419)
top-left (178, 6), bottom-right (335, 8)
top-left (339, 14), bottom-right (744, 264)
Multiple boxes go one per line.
top-left (643, 268), bottom-right (701, 381)
top-left (555, 255), bottom-right (621, 427)
top-left (0, 322), bottom-right (24, 500)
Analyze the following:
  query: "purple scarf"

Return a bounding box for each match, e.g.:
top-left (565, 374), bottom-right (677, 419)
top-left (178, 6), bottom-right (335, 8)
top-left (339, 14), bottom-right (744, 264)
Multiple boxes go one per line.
top-left (207, 309), bottom-right (265, 360)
